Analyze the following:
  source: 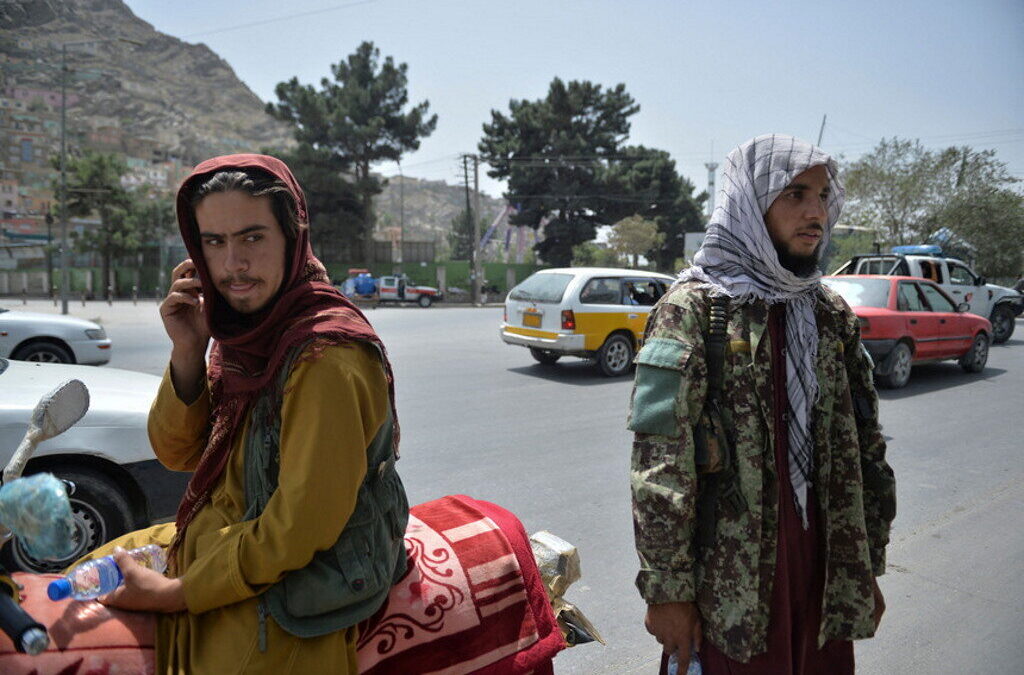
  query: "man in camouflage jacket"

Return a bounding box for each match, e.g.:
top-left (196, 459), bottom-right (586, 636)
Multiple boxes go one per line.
top-left (629, 135), bottom-right (896, 673)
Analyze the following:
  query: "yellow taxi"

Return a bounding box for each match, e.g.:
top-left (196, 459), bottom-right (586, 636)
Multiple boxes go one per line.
top-left (500, 267), bottom-right (676, 376)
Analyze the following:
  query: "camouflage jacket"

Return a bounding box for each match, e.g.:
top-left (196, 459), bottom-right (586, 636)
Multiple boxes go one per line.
top-left (629, 281), bottom-right (896, 662)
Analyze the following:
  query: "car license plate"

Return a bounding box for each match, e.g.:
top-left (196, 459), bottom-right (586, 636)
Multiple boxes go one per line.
top-left (523, 312), bottom-right (542, 328)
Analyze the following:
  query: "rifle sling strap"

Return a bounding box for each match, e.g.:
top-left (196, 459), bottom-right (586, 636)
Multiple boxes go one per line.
top-left (696, 295), bottom-right (744, 549)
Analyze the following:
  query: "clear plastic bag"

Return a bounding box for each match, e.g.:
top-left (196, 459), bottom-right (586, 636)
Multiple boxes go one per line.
top-left (0, 473), bottom-right (75, 560)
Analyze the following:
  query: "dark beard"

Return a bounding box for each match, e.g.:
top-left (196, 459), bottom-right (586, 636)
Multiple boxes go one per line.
top-left (775, 242), bottom-right (821, 277)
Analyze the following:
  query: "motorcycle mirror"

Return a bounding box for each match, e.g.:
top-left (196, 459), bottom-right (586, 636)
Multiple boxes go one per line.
top-left (3, 380), bottom-right (89, 485)
top-left (29, 379), bottom-right (89, 442)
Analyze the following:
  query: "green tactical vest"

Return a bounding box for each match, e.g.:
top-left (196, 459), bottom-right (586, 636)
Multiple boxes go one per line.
top-left (242, 341), bottom-right (409, 650)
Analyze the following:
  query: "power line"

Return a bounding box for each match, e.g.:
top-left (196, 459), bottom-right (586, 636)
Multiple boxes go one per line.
top-left (495, 194), bottom-right (683, 203)
top-left (181, 0), bottom-right (381, 40)
top-left (377, 153), bottom-right (460, 171)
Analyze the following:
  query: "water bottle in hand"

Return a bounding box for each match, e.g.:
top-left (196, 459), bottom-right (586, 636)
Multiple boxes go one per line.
top-left (47, 544), bottom-right (167, 601)
top-left (666, 651), bottom-right (702, 675)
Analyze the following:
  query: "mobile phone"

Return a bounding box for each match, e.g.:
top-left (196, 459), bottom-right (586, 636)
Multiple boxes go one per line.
top-left (183, 267), bottom-right (201, 299)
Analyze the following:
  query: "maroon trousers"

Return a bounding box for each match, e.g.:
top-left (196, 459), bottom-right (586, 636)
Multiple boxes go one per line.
top-left (700, 305), bottom-right (854, 675)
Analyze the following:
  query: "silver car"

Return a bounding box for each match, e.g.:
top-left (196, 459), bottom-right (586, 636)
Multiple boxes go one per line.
top-left (0, 307), bottom-right (112, 365)
top-left (0, 357), bottom-right (190, 572)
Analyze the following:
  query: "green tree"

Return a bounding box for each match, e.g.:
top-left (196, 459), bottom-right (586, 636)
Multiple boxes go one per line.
top-left (844, 138), bottom-right (1021, 269)
top-left (274, 144), bottom-right (365, 261)
top-left (268, 41), bottom-right (437, 264)
top-left (572, 241), bottom-right (621, 268)
top-left (53, 150), bottom-right (132, 300)
top-left (125, 190), bottom-right (175, 292)
top-left (126, 189), bottom-right (175, 246)
top-left (822, 229), bottom-right (879, 273)
top-left (933, 188), bottom-right (1024, 278)
top-left (844, 138), bottom-right (1019, 245)
top-left (447, 208), bottom-right (477, 261)
top-left (479, 78), bottom-right (639, 266)
top-left (602, 146), bottom-right (705, 271)
top-left (608, 215), bottom-right (664, 268)
top-left (843, 138), bottom-right (947, 244)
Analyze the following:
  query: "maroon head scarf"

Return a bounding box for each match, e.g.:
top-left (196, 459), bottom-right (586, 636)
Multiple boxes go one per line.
top-left (169, 154), bottom-right (399, 563)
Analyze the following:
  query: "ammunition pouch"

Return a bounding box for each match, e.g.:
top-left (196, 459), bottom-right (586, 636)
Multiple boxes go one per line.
top-left (861, 460), bottom-right (897, 522)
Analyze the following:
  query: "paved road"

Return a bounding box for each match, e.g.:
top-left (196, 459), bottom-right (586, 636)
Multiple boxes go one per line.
top-left (7, 300), bottom-right (1024, 673)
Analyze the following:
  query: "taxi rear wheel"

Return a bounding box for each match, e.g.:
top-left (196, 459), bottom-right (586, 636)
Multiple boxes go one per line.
top-left (597, 333), bottom-right (634, 377)
top-left (529, 347), bottom-right (561, 365)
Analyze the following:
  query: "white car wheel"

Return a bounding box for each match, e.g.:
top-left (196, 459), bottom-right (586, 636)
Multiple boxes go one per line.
top-left (12, 342), bottom-right (73, 364)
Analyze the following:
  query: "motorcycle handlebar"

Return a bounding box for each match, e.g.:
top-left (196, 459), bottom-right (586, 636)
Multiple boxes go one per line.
top-left (0, 585), bottom-right (48, 655)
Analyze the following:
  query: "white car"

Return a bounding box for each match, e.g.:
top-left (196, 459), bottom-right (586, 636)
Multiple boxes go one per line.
top-left (0, 358), bottom-right (189, 572)
top-left (0, 307), bottom-right (112, 364)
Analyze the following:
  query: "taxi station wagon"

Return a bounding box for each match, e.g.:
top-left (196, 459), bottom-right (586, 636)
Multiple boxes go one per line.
top-left (500, 267), bottom-right (677, 376)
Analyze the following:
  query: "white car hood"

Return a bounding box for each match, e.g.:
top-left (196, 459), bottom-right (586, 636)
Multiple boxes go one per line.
top-left (0, 359), bottom-right (159, 424)
top-left (0, 310), bottom-right (101, 330)
top-left (986, 283), bottom-right (1022, 300)
top-left (0, 359), bottom-right (162, 467)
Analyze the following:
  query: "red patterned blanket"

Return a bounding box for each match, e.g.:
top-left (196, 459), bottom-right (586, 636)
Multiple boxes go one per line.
top-left (357, 495), bottom-right (564, 674)
top-left (0, 495), bottom-right (564, 674)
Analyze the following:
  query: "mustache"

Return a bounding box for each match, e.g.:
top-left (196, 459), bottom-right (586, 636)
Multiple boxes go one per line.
top-left (802, 223), bottom-right (824, 234)
top-left (218, 275), bottom-right (259, 286)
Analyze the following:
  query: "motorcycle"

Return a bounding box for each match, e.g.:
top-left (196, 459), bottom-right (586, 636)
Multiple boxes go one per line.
top-left (0, 381), bottom-right (599, 673)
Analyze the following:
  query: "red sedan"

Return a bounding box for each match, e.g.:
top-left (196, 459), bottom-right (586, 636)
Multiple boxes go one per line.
top-left (822, 275), bottom-right (992, 389)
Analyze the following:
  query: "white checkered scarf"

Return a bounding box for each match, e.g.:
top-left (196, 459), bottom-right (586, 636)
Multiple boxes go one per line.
top-left (679, 134), bottom-right (845, 527)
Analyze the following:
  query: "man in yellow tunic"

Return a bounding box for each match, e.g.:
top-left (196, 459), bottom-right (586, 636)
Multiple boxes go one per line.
top-left (81, 154), bottom-right (408, 674)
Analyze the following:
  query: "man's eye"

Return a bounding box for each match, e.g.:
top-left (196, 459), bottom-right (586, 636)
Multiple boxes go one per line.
top-left (202, 239), bottom-right (222, 246)
top-left (245, 234), bottom-right (262, 243)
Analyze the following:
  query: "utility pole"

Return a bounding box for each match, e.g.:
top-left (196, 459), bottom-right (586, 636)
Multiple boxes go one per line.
top-left (396, 160), bottom-right (404, 264)
top-left (817, 114), bottom-right (827, 146)
top-left (59, 42), bottom-right (69, 315)
top-left (472, 155), bottom-right (482, 306)
top-left (461, 155), bottom-right (473, 267)
top-left (44, 205), bottom-right (53, 296)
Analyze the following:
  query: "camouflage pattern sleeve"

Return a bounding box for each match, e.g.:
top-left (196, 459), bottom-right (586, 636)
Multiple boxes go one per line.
top-left (629, 295), bottom-right (708, 604)
top-left (840, 306), bottom-right (896, 576)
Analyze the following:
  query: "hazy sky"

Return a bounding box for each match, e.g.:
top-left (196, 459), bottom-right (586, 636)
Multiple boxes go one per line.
top-left (125, 0), bottom-right (1024, 199)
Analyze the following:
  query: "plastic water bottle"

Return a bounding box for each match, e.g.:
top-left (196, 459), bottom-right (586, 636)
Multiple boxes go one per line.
top-left (47, 544), bottom-right (167, 601)
top-left (667, 651), bottom-right (702, 675)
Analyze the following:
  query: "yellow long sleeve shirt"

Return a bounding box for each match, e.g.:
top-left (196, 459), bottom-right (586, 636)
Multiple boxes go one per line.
top-left (92, 342), bottom-right (389, 674)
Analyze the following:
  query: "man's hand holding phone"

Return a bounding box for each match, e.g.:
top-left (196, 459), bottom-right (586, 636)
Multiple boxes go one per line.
top-left (161, 259), bottom-right (210, 404)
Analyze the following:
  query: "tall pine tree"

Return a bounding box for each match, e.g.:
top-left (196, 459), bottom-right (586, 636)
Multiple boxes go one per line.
top-left (479, 78), bottom-right (639, 266)
top-left (268, 42), bottom-right (437, 263)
